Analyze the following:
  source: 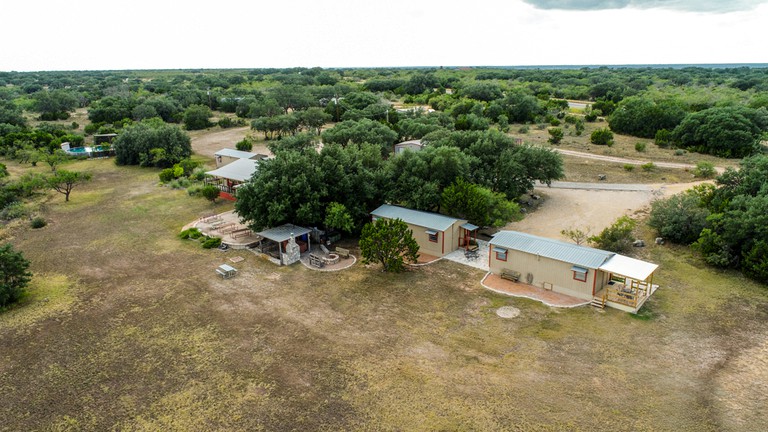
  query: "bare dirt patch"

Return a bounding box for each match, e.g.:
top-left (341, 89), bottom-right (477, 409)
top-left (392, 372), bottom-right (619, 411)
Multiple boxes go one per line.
top-left (188, 127), bottom-right (271, 161)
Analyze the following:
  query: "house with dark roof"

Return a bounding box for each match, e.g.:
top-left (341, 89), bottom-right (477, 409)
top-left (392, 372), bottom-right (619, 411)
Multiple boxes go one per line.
top-left (489, 231), bottom-right (659, 312)
top-left (370, 204), bottom-right (478, 258)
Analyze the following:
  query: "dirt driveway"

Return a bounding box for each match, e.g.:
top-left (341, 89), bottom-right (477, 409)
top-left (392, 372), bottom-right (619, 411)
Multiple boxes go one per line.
top-left (506, 181), bottom-right (703, 239)
top-left (189, 127), bottom-right (271, 160)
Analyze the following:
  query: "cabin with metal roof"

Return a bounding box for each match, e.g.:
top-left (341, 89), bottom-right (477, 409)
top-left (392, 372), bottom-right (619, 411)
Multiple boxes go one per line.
top-left (204, 158), bottom-right (259, 201)
top-left (214, 148), bottom-right (267, 168)
top-left (394, 139), bottom-right (425, 155)
top-left (370, 204), bottom-right (478, 258)
top-left (488, 231), bottom-right (658, 313)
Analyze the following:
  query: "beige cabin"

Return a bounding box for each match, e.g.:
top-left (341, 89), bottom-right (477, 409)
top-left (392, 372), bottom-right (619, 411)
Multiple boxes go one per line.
top-left (370, 204), bottom-right (477, 258)
top-left (489, 231), bottom-right (659, 313)
top-left (214, 148), bottom-right (266, 168)
top-left (393, 139), bottom-right (425, 155)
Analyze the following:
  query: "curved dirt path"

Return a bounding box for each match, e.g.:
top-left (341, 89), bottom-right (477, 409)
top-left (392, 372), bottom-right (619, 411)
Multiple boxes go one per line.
top-left (554, 148), bottom-right (726, 173)
top-left (506, 180), bottom-right (708, 239)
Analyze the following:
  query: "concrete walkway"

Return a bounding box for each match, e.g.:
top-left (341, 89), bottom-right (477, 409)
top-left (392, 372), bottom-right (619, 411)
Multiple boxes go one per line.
top-left (481, 273), bottom-right (590, 308)
top-left (443, 240), bottom-right (490, 271)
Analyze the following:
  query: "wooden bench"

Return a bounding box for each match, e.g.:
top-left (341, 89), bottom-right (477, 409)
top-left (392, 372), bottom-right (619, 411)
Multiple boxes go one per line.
top-left (309, 253), bottom-right (325, 268)
top-left (320, 244), bottom-right (330, 255)
top-left (215, 268), bottom-right (227, 278)
top-left (335, 247), bottom-right (350, 259)
top-left (500, 269), bottom-right (521, 282)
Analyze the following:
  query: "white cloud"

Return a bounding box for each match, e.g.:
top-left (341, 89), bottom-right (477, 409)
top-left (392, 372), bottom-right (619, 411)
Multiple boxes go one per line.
top-left (0, 0), bottom-right (766, 71)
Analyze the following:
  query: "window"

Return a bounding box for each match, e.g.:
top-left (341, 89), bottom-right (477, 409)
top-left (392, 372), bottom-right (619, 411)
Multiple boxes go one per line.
top-left (426, 230), bottom-right (438, 243)
top-left (494, 247), bottom-right (507, 261)
top-left (571, 266), bottom-right (588, 282)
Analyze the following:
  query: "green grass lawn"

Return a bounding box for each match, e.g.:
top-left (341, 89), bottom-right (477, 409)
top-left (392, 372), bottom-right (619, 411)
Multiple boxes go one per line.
top-left (1, 158), bottom-right (766, 431)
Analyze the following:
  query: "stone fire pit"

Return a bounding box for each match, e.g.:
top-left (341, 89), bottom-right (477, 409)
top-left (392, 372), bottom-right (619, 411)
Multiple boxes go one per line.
top-left (323, 253), bottom-right (340, 265)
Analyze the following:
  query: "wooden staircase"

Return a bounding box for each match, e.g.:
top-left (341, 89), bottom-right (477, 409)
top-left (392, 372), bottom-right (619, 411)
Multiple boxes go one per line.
top-left (590, 296), bottom-right (606, 309)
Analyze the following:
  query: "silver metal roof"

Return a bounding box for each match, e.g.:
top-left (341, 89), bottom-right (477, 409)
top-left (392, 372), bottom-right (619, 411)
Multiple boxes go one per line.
top-left (214, 148), bottom-right (258, 159)
top-left (205, 159), bottom-right (259, 182)
top-left (371, 204), bottom-right (463, 232)
top-left (489, 231), bottom-right (614, 269)
top-left (258, 224), bottom-right (312, 243)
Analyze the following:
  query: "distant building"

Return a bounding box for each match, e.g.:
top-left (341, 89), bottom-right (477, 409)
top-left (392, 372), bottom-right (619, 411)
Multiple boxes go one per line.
top-left (214, 148), bottom-right (267, 168)
top-left (394, 139), bottom-right (425, 155)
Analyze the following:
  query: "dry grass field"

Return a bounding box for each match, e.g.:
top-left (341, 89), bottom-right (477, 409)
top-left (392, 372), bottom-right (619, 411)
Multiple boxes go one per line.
top-left (1, 150), bottom-right (767, 431)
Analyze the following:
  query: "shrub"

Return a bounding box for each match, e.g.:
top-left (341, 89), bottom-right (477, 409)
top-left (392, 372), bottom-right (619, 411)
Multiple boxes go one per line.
top-left (655, 129), bottom-right (673, 148)
top-left (201, 236), bottom-right (222, 249)
top-left (190, 167), bottom-right (206, 181)
top-left (623, 164), bottom-right (635, 172)
top-left (641, 162), bottom-right (655, 172)
top-left (649, 192), bottom-right (710, 244)
top-left (201, 185), bottom-right (220, 202)
top-left (0, 202), bottom-right (27, 221)
top-left (548, 128), bottom-right (564, 144)
top-left (589, 216), bottom-right (636, 253)
top-left (187, 185), bottom-right (203, 196)
top-left (635, 142), bottom-right (646, 152)
top-left (178, 227), bottom-right (202, 240)
top-left (694, 161), bottom-right (716, 178)
top-left (574, 119), bottom-right (585, 136)
top-left (0, 243), bottom-right (32, 307)
top-left (674, 149), bottom-right (686, 156)
top-left (548, 117), bottom-right (561, 127)
top-left (235, 138), bottom-right (253, 152)
top-left (159, 168), bottom-right (175, 183)
top-left (30, 217), bottom-right (47, 229)
top-left (518, 125), bottom-right (529, 134)
top-left (590, 128), bottom-right (614, 145)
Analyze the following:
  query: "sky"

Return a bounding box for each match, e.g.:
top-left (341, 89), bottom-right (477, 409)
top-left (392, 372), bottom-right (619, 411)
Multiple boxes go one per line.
top-left (2, 0), bottom-right (767, 71)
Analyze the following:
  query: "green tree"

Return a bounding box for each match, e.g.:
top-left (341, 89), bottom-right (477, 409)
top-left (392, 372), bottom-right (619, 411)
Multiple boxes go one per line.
top-left (235, 150), bottom-right (324, 230)
top-left (201, 185), bottom-right (220, 202)
top-left (590, 128), bottom-right (614, 145)
top-left (608, 96), bottom-right (686, 138)
top-left (235, 138), bottom-right (253, 151)
top-left (298, 107), bottom-right (331, 135)
top-left (671, 106), bottom-right (767, 158)
top-left (324, 202), bottom-right (354, 233)
top-left (548, 127), bottom-right (563, 144)
top-left (183, 104), bottom-right (212, 130)
top-left (648, 192), bottom-right (711, 244)
top-left (590, 216), bottom-right (636, 253)
top-left (359, 218), bottom-right (420, 272)
top-left (113, 119), bottom-right (191, 167)
top-left (441, 179), bottom-right (520, 228)
top-left (41, 149), bottom-right (68, 172)
top-left (32, 89), bottom-right (79, 120)
top-left (560, 226), bottom-right (592, 245)
top-left (321, 118), bottom-right (398, 156)
top-left (0, 243), bottom-right (32, 307)
top-left (47, 170), bottom-right (92, 202)
top-left (0, 99), bottom-right (26, 126)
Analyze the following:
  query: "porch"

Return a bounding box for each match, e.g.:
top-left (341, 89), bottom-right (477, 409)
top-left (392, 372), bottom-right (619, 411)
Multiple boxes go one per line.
top-left (593, 255), bottom-right (660, 313)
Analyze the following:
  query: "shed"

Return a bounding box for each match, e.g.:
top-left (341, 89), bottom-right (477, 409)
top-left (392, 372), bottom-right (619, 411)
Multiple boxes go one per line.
top-left (256, 224), bottom-right (312, 265)
top-left (370, 204), bottom-right (472, 257)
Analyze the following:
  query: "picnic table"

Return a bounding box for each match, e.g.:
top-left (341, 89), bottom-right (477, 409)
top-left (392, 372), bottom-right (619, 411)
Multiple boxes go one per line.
top-left (216, 263), bottom-right (237, 279)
